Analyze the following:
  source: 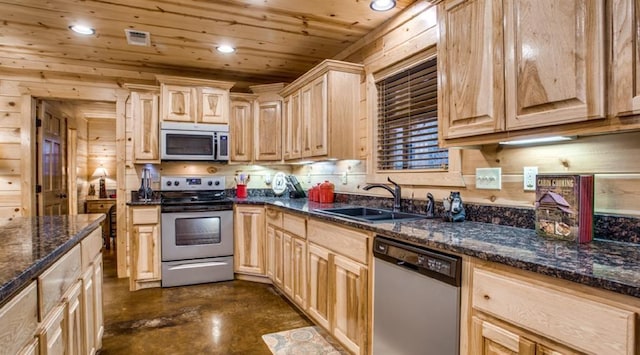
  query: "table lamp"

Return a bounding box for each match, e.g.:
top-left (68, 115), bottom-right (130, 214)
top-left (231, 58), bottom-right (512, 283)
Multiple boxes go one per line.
top-left (92, 167), bottom-right (109, 198)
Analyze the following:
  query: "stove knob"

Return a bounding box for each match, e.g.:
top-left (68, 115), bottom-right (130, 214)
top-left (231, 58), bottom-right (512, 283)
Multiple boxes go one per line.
top-left (174, 181), bottom-right (180, 186)
top-left (166, 181), bottom-right (172, 186)
top-left (214, 181), bottom-right (221, 186)
top-left (208, 181), bottom-right (213, 186)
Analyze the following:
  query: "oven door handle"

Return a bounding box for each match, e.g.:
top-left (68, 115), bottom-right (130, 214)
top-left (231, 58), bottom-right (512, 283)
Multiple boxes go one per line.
top-left (167, 261), bottom-right (230, 270)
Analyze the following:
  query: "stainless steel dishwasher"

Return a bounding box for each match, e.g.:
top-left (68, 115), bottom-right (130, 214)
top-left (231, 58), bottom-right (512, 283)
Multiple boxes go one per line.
top-left (373, 236), bottom-right (461, 355)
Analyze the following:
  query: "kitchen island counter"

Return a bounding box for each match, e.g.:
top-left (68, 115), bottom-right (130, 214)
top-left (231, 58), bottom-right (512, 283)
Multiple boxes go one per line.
top-left (0, 214), bottom-right (105, 306)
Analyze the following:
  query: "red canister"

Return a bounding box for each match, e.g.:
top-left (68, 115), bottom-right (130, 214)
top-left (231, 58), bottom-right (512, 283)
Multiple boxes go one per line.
top-left (319, 180), bottom-right (335, 203)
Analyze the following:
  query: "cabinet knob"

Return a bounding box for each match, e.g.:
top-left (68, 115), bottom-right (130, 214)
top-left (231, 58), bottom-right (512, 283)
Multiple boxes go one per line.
top-left (484, 294), bottom-right (491, 300)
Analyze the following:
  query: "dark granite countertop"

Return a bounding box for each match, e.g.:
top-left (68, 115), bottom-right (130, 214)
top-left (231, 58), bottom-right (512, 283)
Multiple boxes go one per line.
top-left (127, 200), bottom-right (161, 206)
top-left (0, 214), bottom-right (105, 306)
top-left (235, 197), bottom-right (640, 298)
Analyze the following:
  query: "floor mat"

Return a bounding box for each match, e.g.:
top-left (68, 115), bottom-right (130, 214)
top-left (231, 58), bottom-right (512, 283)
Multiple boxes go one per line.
top-left (262, 326), bottom-right (346, 355)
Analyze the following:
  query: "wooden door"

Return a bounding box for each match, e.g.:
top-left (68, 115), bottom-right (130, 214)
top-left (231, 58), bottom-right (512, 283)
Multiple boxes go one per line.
top-left (611, 0), bottom-right (640, 117)
top-left (161, 84), bottom-right (196, 122)
top-left (65, 282), bottom-right (83, 355)
top-left (81, 268), bottom-right (96, 355)
top-left (282, 232), bottom-right (293, 297)
top-left (300, 84), bottom-right (313, 157)
top-left (307, 243), bottom-right (331, 330)
top-left (230, 98), bottom-right (253, 162)
top-left (199, 87), bottom-right (228, 124)
top-left (131, 224), bottom-right (160, 281)
top-left (254, 100), bottom-right (282, 161)
top-left (292, 236), bottom-right (307, 309)
top-left (273, 229), bottom-right (284, 288)
top-left (471, 317), bottom-right (536, 355)
top-left (38, 304), bottom-right (66, 355)
top-left (265, 225), bottom-right (275, 280)
top-left (504, 0), bottom-right (605, 130)
top-left (131, 91), bottom-right (159, 163)
top-left (233, 206), bottom-right (265, 275)
top-left (438, 0), bottom-right (505, 139)
top-left (332, 254), bottom-right (367, 355)
top-left (38, 101), bottom-right (68, 216)
top-left (310, 74), bottom-right (328, 156)
top-left (284, 92), bottom-right (302, 160)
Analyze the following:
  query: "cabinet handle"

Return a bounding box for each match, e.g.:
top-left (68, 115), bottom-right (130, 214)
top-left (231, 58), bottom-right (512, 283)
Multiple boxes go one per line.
top-left (484, 294), bottom-right (491, 300)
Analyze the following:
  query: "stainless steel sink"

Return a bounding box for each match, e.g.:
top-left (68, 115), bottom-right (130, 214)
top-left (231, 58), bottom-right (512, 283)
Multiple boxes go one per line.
top-left (313, 207), bottom-right (425, 223)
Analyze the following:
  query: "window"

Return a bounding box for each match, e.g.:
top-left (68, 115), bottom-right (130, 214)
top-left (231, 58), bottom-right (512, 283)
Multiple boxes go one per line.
top-left (376, 57), bottom-right (447, 170)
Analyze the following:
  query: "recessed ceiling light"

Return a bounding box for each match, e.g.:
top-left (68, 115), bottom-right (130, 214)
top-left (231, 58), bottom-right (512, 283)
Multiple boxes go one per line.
top-left (370, 0), bottom-right (396, 11)
top-left (216, 45), bottom-right (236, 54)
top-left (69, 24), bottom-right (96, 35)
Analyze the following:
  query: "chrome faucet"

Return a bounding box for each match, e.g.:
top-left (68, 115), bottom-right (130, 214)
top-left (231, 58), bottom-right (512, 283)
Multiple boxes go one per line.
top-left (362, 177), bottom-right (402, 212)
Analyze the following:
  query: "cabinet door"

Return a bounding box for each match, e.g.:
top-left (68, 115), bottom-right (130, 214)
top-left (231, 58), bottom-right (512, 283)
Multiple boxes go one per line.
top-left (309, 75), bottom-right (328, 156)
top-left (199, 87), bottom-right (229, 124)
top-left (471, 317), bottom-right (535, 355)
top-left (131, 91), bottom-right (159, 163)
top-left (65, 282), bottom-right (83, 355)
top-left (611, 0), bottom-right (640, 117)
top-left (300, 84), bottom-right (313, 157)
top-left (284, 93), bottom-right (302, 160)
top-left (131, 224), bottom-right (161, 281)
top-left (266, 225), bottom-right (275, 280)
top-left (234, 206), bottom-right (266, 275)
top-left (38, 305), bottom-right (66, 355)
top-left (438, 0), bottom-right (505, 138)
top-left (230, 99), bottom-right (253, 162)
top-left (273, 229), bottom-right (284, 287)
top-left (81, 268), bottom-right (96, 355)
top-left (254, 100), bottom-right (282, 161)
top-left (332, 254), bottom-right (367, 355)
top-left (504, 0), bottom-right (605, 130)
top-left (92, 254), bottom-right (103, 350)
top-left (162, 84), bottom-right (196, 122)
top-left (282, 233), bottom-right (293, 297)
top-left (307, 244), bottom-right (331, 330)
top-left (292, 236), bottom-right (307, 309)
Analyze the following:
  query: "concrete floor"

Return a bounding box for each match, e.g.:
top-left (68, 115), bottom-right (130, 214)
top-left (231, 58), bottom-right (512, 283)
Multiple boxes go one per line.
top-left (99, 249), bottom-right (313, 354)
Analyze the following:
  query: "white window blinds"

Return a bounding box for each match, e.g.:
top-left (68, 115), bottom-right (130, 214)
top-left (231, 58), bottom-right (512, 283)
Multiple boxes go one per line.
top-left (376, 57), bottom-right (448, 170)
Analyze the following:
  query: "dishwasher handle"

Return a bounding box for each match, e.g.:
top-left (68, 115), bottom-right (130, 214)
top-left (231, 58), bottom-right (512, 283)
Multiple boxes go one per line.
top-left (374, 236), bottom-right (461, 287)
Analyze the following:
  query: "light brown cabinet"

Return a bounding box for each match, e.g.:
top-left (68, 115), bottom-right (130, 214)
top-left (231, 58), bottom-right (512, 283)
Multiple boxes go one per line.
top-left (280, 60), bottom-right (363, 161)
top-left (233, 205), bottom-right (266, 276)
top-left (307, 243), bottom-right (331, 330)
top-left (438, 0), bottom-right (605, 142)
top-left (472, 317), bottom-right (536, 355)
top-left (0, 282), bottom-right (38, 355)
top-left (131, 89), bottom-right (160, 163)
top-left (229, 94), bottom-right (256, 162)
top-left (610, 0), bottom-right (640, 118)
top-left (254, 99), bottom-right (282, 161)
top-left (129, 206), bottom-right (161, 291)
top-left (156, 75), bottom-right (234, 124)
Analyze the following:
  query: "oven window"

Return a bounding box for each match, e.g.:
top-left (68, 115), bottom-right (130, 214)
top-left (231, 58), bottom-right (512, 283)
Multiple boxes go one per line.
top-left (174, 217), bottom-right (221, 245)
top-left (165, 133), bottom-right (213, 156)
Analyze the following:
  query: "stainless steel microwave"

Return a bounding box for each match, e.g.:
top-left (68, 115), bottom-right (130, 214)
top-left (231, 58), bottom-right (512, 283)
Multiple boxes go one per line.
top-left (160, 122), bottom-right (229, 161)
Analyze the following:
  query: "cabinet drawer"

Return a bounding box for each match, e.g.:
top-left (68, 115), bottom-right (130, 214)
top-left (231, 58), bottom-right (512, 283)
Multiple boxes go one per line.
top-left (81, 228), bottom-right (103, 271)
top-left (472, 268), bottom-right (636, 355)
top-left (308, 219), bottom-right (369, 265)
top-left (86, 201), bottom-right (114, 214)
top-left (283, 213), bottom-right (306, 238)
top-left (38, 245), bottom-right (81, 320)
top-left (0, 282), bottom-right (38, 355)
top-left (131, 206), bottom-right (159, 224)
top-left (265, 208), bottom-right (282, 228)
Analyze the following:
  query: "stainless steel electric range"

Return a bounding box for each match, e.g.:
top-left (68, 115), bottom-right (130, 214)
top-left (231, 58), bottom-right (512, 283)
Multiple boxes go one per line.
top-left (160, 175), bottom-right (233, 287)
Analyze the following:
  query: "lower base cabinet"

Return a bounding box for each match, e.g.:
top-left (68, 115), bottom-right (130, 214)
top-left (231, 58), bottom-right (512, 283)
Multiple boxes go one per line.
top-left (129, 206), bottom-right (161, 291)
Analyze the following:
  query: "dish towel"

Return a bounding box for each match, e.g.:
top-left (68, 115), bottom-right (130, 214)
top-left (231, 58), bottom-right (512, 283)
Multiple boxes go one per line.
top-left (261, 326), bottom-right (345, 355)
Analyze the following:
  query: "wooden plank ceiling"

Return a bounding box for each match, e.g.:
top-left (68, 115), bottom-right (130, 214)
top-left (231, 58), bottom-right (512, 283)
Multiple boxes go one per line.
top-left (0, 0), bottom-right (417, 91)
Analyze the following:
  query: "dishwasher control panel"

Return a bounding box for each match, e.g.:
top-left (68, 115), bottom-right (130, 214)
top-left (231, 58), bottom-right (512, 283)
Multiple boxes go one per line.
top-left (373, 236), bottom-right (461, 286)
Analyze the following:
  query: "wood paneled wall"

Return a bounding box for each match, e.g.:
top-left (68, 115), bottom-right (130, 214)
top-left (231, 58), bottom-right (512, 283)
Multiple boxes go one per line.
top-left (87, 118), bottom-right (117, 192)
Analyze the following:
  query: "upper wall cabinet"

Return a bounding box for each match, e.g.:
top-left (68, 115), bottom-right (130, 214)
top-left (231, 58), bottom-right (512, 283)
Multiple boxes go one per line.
top-left (230, 94), bottom-right (256, 163)
top-left (438, 0), bottom-right (606, 142)
top-left (156, 75), bottom-right (234, 124)
top-left (125, 84), bottom-right (160, 164)
top-left (251, 83), bottom-right (284, 162)
top-left (280, 60), bottom-right (363, 161)
top-left (611, 1), bottom-right (640, 118)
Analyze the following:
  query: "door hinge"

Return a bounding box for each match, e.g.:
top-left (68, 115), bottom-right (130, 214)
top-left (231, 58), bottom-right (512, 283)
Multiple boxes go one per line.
top-left (35, 185), bottom-right (42, 194)
top-left (35, 117), bottom-right (42, 128)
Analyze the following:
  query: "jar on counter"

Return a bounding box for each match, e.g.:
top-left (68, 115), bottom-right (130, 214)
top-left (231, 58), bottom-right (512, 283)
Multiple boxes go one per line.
top-left (319, 180), bottom-right (335, 203)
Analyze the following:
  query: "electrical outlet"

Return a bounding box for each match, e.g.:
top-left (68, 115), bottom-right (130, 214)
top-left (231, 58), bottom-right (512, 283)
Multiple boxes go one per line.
top-left (523, 166), bottom-right (538, 191)
top-left (475, 168), bottom-right (502, 190)
top-left (341, 172), bottom-right (348, 185)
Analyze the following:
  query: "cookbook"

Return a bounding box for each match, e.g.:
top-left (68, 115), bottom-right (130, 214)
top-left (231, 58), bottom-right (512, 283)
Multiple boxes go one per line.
top-left (535, 174), bottom-right (594, 243)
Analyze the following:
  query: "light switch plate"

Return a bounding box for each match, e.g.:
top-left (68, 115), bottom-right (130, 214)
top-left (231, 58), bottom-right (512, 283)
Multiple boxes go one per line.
top-left (476, 168), bottom-right (502, 190)
top-left (523, 166), bottom-right (538, 191)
